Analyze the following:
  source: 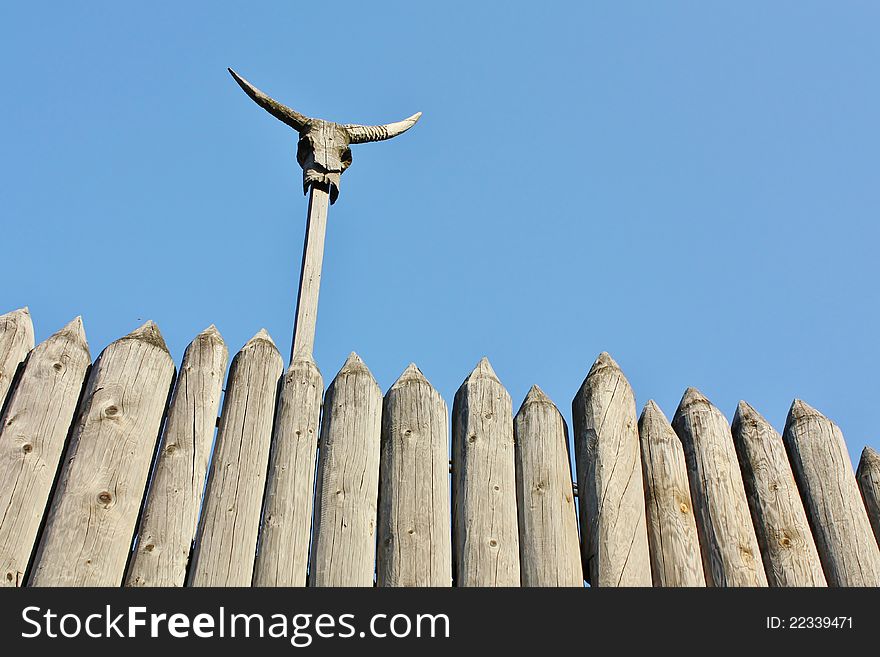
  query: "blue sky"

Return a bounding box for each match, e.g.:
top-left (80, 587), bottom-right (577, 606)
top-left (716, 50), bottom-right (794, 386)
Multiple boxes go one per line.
top-left (2, 2), bottom-right (878, 464)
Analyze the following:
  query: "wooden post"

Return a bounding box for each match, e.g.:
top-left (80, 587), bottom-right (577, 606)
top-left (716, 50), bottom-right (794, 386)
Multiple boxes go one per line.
top-left (857, 447), bottom-right (880, 546)
top-left (29, 321), bottom-right (175, 586)
top-left (731, 401), bottom-right (825, 586)
top-left (638, 400), bottom-right (705, 587)
top-left (572, 353), bottom-right (651, 586)
top-left (253, 353), bottom-right (324, 586)
top-left (451, 358), bottom-right (519, 586)
top-left (782, 400), bottom-right (880, 586)
top-left (291, 185), bottom-right (330, 360)
top-left (514, 385), bottom-right (582, 586)
top-left (672, 388), bottom-right (767, 587)
top-left (0, 318), bottom-right (90, 587)
top-left (188, 329), bottom-right (282, 587)
top-left (377, 363), bottom-right (452, 587)
top-left (0, 307), bottom-right (34, 410)
top-left (310, 352), bottom-right (382, 586)
top-left (125, 325), bottom-right (228, 587)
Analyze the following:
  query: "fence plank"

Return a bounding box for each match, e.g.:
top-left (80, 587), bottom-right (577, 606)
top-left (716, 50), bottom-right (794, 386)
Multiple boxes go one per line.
top-left (377, 363), bottom-right (452, 587)
top-left (253, 353), bottom-right (323, 586)
top-left (29, 321), bottom-right (175, 586)
top-left (0, 318), bottom-right (90, 587)
top-left (572, 353), bottom-right (651, 586)
top-left (125, 325), bottom-right (228, 586)
top-left (782, 400), bottom-right (880, 586)
top-left (514, 385), bottom-right (582, 587)
top-left (857, 447), bottom-right (880, 546)
top-left (188, 329), bottom-right (282, 587)
top-left (638, 400), bottom-right (705, 587)
top-left (310, 353), bottom-right (382, 586)
top-left (452, 358), bottom-right (519, 586)
top-left (672, 388), bottom-right (767, 587)
top-left (0, 307), bottom-right (35, 410)
top-left (731, 401), bottom-right (825, 586)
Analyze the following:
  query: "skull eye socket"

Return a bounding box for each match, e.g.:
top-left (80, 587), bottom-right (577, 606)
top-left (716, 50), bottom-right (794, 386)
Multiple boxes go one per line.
top-left (296, 134), bottom-right (313, 167)
top-left (341, 147), bottom-right (352, 169)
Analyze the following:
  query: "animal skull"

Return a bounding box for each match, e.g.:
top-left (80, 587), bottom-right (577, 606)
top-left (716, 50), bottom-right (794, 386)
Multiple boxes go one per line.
top-left (229, 68), bottom-right (421, 204)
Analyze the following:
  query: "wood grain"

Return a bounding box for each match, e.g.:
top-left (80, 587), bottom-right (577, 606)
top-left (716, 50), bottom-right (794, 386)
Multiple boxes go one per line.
top-left (0, 307), bottom-right (35, 411)
top-left (856, 446), bottom-right (880, 547)
top-left (731, 401), bottom-right (825, 586)
top-left (514, 385), bottom-right (582, 586)
top-left (125, 325), bottom-right (228, 586)
top-left (638, 400), bottom-right (705, 587)
top-left (253, 353), bottom-right (324, 586)
top-left (452, 358), bottom-right (520, 586)
top-left (188, 329), bottom-right (282, 586)
top-left (0, 318), bottom-right (90, 587)
top-left (783, 400), bottom-right (880, 586)
top-left (572, 353), bottom-right (651, 586)
top-left (309, 353), bottom-right (382, 586)
top-left (377, 363), bottom-right (452, 587)
top-left (672, 388), bottom-right (767, 587)
top-left (29, 321), bottom-right (175, 586)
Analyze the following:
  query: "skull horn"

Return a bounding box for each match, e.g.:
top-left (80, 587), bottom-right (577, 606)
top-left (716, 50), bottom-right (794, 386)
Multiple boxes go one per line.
top-left (228, 68), bottom-right (311, 133)
top-left (344, 112), bottom-right (422, 144)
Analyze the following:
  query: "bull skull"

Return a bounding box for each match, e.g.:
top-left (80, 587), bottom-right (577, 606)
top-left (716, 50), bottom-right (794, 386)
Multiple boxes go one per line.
top-left (229, 68), bottom-right (421, 204)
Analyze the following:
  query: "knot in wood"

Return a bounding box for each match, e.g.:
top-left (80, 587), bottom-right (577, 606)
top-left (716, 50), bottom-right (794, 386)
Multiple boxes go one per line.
top-left (97, 491), bottom-right (113, 505)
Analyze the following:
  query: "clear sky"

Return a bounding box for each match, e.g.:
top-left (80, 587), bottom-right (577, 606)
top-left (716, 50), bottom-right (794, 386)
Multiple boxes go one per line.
top-left (2, 2), bottom-right (877, 465)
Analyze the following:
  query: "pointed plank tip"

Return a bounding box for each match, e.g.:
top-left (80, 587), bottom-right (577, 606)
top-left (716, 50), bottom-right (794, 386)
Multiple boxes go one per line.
top-left (336, 351), bottom-right (377, 381)
top-left (788, 398), bottom-right (820, 420)
top-left (56, 316), bottom-right (88, 345)
top-left (589, 351), bottom-right (621, 375)
top-left (640, 399), bottom-right (664, 420)
top-left (120, 320), bottom-right (169, 353)
top-left (244, 328), bottom-right (278, 349)
top-left (391, 362), bottom-right (429, 389)
top-left (523, 384), bottom-right (551, 404)
top-left (860, 446), bottom-right (880, 467)
top-left (466, 356), bottom-right (499, 381)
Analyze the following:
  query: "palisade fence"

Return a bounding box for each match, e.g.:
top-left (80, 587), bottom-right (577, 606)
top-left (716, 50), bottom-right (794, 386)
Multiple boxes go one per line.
top-left (1, 307), bottom-right (879, 588)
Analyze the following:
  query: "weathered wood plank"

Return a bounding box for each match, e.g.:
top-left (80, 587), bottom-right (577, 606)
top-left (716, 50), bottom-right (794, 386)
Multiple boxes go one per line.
top-left (291, 185), bottom-right (330, 360)
top-left (125, 325), bottom-right (228, 587)
top-left (309, 352), bottom-right (382, 586)
top-left (672, 388), bottom-right (767, 587)
top-left (452, 358), bottom-right (520, 586)
top-left (29, 321), bottom-right (175, 586)
top-left (0, 318), bottom-right (90, 587)
top-left (377, 363), bottom-right (452, 587)
top-left (188, 329), bottom-right (282, 587)
top-left (572, 353), bottom-right (651, 586)
top-left (782, 400), bottom-right (880, 586)
top-left (514, 385), bottom-right (582, 586)
top-left (731, 401), bottom-right (825, 586)
top-left (0, 307), bottom-right (35, 410)
top-left (638, 400), bottom-right (705, 587)
top-left (857, 447), bottom-right (880, 546)
top-left (253, 353), bottom-right (323, 587)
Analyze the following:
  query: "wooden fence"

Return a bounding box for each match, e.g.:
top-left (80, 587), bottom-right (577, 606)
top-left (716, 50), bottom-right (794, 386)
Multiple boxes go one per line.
top-left (1, 307), bottom-right (879, 587)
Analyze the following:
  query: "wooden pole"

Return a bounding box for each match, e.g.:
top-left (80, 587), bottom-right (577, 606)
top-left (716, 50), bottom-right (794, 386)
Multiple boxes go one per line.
top-left (782, 400), bottom-right (880, 586)
top-left (125, 325), bottom-right (228, 587)
top-left (377, 363), bottom-right (452, 587)
top-left (0, 307), bottom-right (34, 410)
top-left (672, 388), bottom-right (767, 587)
top-left (310, 352), bottom-right (382, 586)
top-left (253, 353), bottom-right (324, 586)
top-left (572, 352), bottom-right (651, 586)
top-left (514, 385), bottom-right (582, 586)
top-left (638, 400), bottom-right (705, 587)
top-left (857, 446), bottom-right (880, 546)
top-left (291, 184), bottom-right (330, 361)
top-left (188, 329), bottom-right (283, 587)
top-left (0, 317), bottom-right (90, 587)
top-left (452, 358), bottom-right (520, 587)
top-left (731, 401), bottom-right (825, 586)
top-left (29, 321), bottom-right (175, 586)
